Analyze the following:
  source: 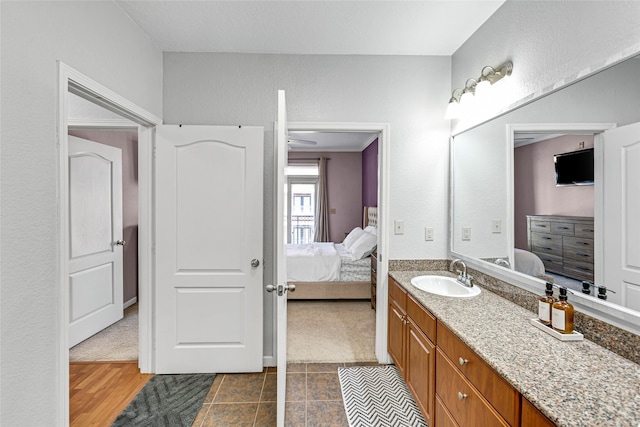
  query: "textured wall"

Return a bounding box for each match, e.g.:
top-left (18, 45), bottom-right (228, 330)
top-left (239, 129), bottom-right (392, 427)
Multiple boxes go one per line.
top-left (362, 138), bottom-right (379, 211)
top-left (451, 1), bottom-right (640, 134)
top-left (0, 2), bottom-right (162, 424)
top-left (514, 135), bottom-right (595, 249)
top-left (69, 130), bottom-right (140, 304)
top-left (288, 151), bottom-right (362, 243)
top-left (163, 52), bottom-right (451, 359)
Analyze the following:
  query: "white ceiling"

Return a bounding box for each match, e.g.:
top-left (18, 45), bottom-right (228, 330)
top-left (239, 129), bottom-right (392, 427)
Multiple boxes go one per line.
top-left (288, 131), bottom-right (378, 152)
top-left (115, 1), bottom-right (505, 56)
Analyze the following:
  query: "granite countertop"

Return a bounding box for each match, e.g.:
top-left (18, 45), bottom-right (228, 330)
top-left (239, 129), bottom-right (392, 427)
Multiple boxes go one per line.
top-left (389, 270), bottom-right (640, 427)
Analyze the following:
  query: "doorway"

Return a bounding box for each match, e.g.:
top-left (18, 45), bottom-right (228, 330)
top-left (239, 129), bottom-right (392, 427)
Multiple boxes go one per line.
top-left (283, 122), bottom-right (391, 366)
top-left (57, 62), bottom-right (160, 425)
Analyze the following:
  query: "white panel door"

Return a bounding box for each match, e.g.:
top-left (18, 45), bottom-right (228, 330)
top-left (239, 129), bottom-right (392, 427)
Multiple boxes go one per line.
top-left (272, 89), bottom-right (293, 427)
top-left (603, 122), bottom-right (640, 310)
top-left (155, 125), bottom-right (264, 373)
top-left (68, 136), bottom-right (124, 348)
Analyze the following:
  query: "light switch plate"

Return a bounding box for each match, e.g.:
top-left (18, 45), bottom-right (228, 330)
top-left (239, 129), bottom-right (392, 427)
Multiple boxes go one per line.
top-left (462, 227), bottom-right (471, 241)
top-left (425, 227), bottom-right (434, 241)
top-left (394, 220), bottom-right (404, 235)
top-left (492, 219), bottom-right (502, 233)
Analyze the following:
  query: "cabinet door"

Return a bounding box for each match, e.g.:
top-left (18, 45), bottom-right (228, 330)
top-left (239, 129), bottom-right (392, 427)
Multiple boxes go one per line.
top-left (406, 319), bottom-right (435, 426)
top-left (521, 397), bottom-right (556, 427)
top-left (388, 299), bottom-right (406, 377)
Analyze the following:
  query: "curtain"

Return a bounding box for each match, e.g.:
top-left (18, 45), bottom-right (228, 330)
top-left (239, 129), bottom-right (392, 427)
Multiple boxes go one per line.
top-left (314, 157), bottom-right (330, 242)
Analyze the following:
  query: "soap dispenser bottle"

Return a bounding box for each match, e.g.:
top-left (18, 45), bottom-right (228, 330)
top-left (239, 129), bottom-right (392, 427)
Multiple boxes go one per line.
top-left (552, 287), bottom-right (574, 334)
top-left (538, 282), bottom-right (556, 326)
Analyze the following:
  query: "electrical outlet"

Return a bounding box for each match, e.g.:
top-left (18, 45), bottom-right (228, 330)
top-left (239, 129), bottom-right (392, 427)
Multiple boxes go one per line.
top-left (579, 141), bottom-right (585, 149)
top-left (492, 219), bottom-right (502, 233)
top-left (462, 227), bottom-right (471, 241)
top-left (425, 227), bottom-right (434, 241)
top-left (394, 220), bottom-right (404, 235)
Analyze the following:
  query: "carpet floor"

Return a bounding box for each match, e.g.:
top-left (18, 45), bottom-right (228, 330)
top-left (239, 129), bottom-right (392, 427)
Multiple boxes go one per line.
top-left (287, 300), bottom-right (376, 363)
top-left (112, 374), bottom-right (215, 427)
top-left (70, 303), bottom-right (138, 362)
top-left (338, 365), bottom-right (427, 427)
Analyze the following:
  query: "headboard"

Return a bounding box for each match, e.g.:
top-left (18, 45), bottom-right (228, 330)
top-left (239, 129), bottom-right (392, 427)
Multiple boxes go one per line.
top-left (364, 206), bottom-right (378, 228)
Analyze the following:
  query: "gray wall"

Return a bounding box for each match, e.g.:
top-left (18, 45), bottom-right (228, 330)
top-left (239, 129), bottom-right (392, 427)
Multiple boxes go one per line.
top-left (451, 0), bottom-right (640, 134)
top-left (163, 52), bottom-right (452, 359)
top-left (0, 1), bottom-right (162, 424)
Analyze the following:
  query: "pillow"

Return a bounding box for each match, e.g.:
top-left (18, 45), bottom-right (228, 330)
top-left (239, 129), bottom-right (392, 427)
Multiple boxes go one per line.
top-left (343, 227), bottom-right (364, 249)
top-left (364, 225), bottom-right (377, 235)
top-left (348, 231), bottom-right (377, 260)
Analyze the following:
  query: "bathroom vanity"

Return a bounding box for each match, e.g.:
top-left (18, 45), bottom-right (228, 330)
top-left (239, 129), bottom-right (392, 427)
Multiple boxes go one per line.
top-left (388, 271), bottom-right (640, 427)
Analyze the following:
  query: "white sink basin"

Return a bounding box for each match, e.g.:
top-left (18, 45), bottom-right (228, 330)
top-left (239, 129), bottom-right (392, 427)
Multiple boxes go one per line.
top-left (410, 275), bottom-right (481, 298)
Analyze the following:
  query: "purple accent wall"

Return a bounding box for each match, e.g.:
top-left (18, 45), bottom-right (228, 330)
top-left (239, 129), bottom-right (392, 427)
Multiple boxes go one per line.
top-left (288, 151), bottom-right (362, 243)
top-left (514, 135), bottom-right (594, 249)
top-left (362, 138), bottom-right (378, 216)
top-left (69, 129), bottom-right (139, 304)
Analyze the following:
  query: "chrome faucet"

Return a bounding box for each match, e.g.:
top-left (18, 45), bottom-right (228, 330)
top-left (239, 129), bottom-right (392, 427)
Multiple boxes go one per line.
top-left (495, 258), bottom-right (510, 268)
top-left (450, 259), bottom-right (473, 287)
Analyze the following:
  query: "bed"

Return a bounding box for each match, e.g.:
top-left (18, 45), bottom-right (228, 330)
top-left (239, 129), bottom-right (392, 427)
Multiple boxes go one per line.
top-left (287, 206), bottom-right (377, 300)
top-left (513, 248), bottom-right (554, 283)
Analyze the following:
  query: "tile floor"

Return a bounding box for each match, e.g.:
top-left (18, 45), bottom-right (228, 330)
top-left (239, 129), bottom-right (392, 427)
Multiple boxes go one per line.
top-left (192, 362), bottom-right (381, 427)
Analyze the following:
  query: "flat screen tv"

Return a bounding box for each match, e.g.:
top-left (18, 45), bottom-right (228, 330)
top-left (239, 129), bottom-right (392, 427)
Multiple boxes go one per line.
top-left (554, 148), bottom-right (594, 186)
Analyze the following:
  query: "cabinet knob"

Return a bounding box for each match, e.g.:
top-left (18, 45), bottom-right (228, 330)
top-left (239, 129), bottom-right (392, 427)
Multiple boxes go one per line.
top-left (458, 392), bottom-right (468, 400)
top-left (458, 357), bottom-right (469, 366)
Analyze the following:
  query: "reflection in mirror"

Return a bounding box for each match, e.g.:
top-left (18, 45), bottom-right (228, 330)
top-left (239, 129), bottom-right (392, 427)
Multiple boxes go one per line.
top-left (451, 54), bottom-right (640, 323)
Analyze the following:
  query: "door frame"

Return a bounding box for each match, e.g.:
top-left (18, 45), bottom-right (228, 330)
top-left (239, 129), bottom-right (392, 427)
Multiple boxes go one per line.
top-left (278, 121), bottom-right (392, 364)
top-left (57, 62), bottom-right (161, 425)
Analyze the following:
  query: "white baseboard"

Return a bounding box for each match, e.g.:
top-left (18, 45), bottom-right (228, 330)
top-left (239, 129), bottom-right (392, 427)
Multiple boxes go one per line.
top-left (263, 355), bottom-right (276, 367)
top-left (124, 296), bottom-right (138, 309)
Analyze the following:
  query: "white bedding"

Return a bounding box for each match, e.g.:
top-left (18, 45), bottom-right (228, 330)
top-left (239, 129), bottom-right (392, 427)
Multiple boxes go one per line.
top-left (286, 242), bottom-right (371, 282)
top-left (286, 242), bottom-right (341, 281)
top-left (514, 248), bottom-right (546, 277)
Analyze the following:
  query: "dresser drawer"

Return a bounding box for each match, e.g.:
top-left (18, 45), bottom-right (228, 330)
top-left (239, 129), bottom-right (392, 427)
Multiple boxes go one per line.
top-left (436, 323), bottom-right (519, 426)
top-left (531, 241), bottom-right (563, 258)
top-left (563, 247), bottom-right (594, 264)
top-left (564, 259), bottom-right (594, 280)
top-left (563, 235), bottom-right (594, 254)
top-left (407, 295), bottom-right (436, 343)
top-left (551, 222), bottom-right (575, 235)
top-left (574, 223), bottom-right (595, 239)
top-left (436, 350), bottom-right (510, 427)
top-left (531, 232), bottom-right (562, 250)
top-left (530, 220), bottom-right (551, 233)
top-left (532, 251), bottom-right (563, 270)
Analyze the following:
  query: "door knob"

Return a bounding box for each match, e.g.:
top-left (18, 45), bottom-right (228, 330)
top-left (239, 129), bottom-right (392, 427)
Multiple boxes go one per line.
top-left (251, 259), bottom-right (260, 267)
top-left (115, 240), bottom-right (126, 246)
top-left (265, 284), bottom-right (276, 293)
top-left (285, 284), bottom-right (296, 293)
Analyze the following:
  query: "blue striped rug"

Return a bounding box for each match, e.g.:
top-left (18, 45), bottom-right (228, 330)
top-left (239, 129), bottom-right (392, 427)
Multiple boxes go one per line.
top-left (112, 374), bottom-right (215, 427)
top-left (338, 366), bottom-right (427, 427)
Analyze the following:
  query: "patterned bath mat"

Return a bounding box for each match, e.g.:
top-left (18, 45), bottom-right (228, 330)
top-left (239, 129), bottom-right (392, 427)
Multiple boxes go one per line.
top-left (112, 374), bottom-right (215, 427)
top-left (338, 365), bottom-right (427, 427)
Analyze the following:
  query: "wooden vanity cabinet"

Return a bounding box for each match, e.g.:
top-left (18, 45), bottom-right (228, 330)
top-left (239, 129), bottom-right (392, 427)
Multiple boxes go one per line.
top-left (521, 397), bottom-right (555, 427)
top-left (387, 277), bottom-right (436, 425)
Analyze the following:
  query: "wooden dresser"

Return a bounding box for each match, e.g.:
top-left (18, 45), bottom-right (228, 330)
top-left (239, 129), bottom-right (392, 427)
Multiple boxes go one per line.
top-left (370, 252), bottom-right (377, 310)
top-left (526, 215), bottom-right (594, 281)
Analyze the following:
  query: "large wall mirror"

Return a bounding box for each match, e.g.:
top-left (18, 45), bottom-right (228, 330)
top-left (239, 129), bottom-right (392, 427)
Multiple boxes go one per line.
top-left (451, 53), bottom-right (640, 333)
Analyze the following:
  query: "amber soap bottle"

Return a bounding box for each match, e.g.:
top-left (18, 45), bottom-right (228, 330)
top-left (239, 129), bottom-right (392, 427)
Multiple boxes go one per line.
top-left (538, 282), bottom-right (556, 326)
top-left (552, 287), bottom-right (574, 334)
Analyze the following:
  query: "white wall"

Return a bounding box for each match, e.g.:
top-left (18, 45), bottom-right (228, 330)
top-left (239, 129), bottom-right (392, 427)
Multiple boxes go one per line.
top-left (451, 0), bottom-right (640, 134)
top-left (163, 52), bottom-right (451, 358)
top-left (0, 1), bottom-right (162, 424)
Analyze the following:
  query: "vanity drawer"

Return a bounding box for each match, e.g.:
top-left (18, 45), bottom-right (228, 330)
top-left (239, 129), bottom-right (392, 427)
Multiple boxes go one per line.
top-left (531, 232), bottom-right (562, 249)
top-left (435, 395), bottom-right (460, 427)
top-left (436, 350), bottom-right (510, 427)
top-left (389, 277), bottom-right (407, 306)
top-left (436, 323), bottom-right (519, 426)
top-left (551, 222), bottom-right (575, 235)
top-left (530, 220), bottom-right (551, 233)
top-left (406, 295), bottom-right (436, 343)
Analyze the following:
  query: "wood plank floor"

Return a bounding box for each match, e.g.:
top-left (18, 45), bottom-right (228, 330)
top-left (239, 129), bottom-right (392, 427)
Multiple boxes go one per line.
top-left (70, 362), bottom-right (152, 427)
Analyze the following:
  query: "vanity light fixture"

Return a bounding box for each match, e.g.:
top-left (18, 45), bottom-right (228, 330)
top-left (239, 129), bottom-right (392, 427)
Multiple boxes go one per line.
top-left (446, 61), bottom-right (513, 119)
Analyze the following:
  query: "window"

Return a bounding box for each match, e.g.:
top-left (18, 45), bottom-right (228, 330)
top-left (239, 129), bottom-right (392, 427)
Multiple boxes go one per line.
top-left (286, 164), bottom-right (318, 244)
